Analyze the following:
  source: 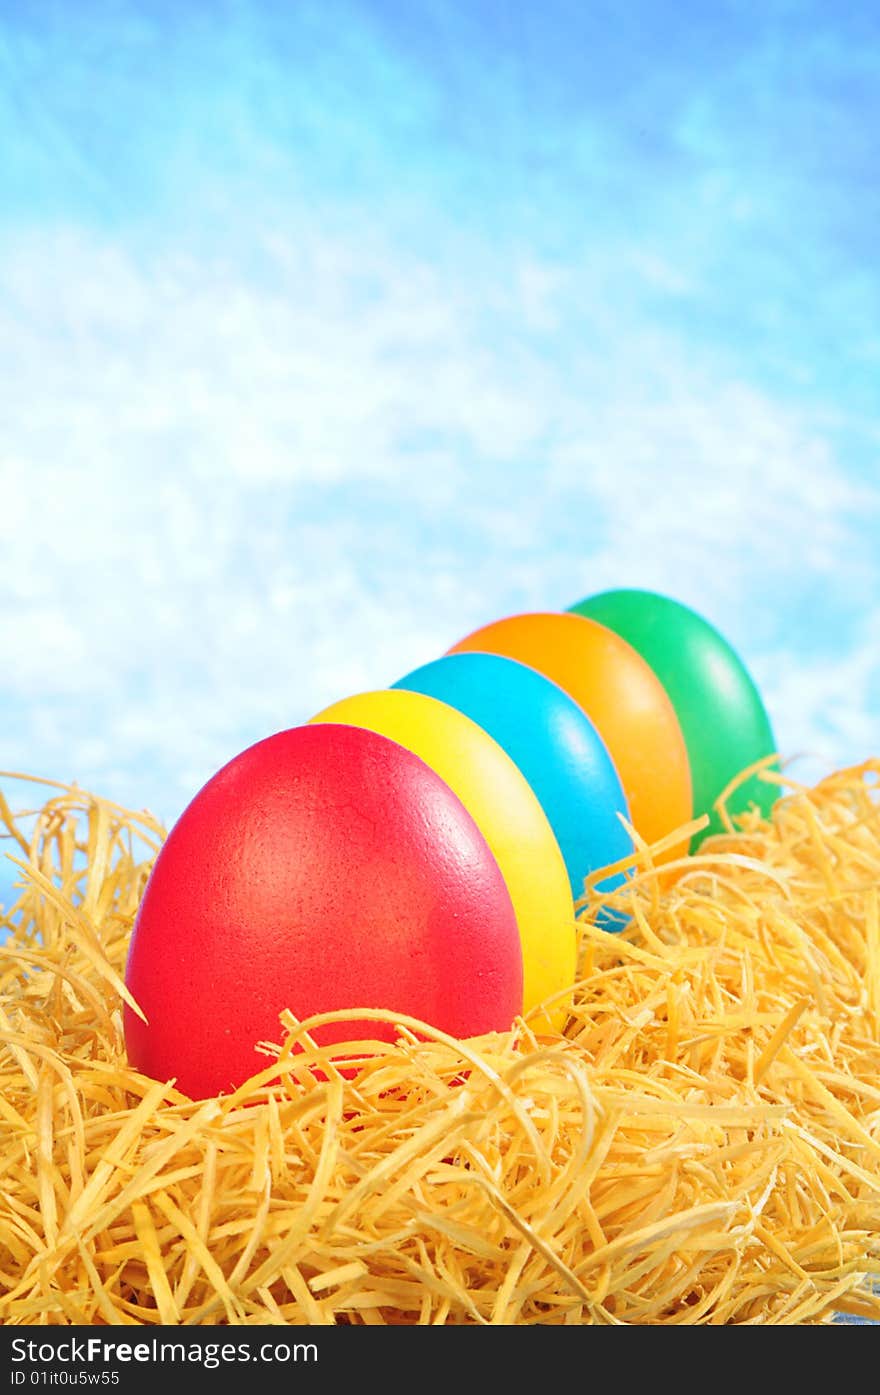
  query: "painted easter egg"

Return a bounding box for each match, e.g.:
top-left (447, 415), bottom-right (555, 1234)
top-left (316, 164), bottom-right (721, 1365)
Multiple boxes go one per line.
top-left (569, 589), bottom-right (778, 845)
top-left (447, 611), bottom-right (692, 861)
top-left (309, 688), bottom-right (576, 1033)
top-left (392, 651), bottom-right (634, 912)
top-left (124, 723), bottom-right (523, 1099)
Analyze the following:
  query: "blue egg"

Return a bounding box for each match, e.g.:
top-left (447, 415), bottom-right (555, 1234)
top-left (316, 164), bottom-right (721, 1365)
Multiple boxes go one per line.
top-left (392, 651), bottom-right (634, 921)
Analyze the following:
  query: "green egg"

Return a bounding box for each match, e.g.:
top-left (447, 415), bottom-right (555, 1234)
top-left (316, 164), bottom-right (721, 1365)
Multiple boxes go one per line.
top-left (568, 589), bottom-right (778, 847)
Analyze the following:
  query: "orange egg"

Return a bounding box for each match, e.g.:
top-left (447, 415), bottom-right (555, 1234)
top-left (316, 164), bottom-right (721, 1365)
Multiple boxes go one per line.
top-left (448, 611), bottom-right (692, 861)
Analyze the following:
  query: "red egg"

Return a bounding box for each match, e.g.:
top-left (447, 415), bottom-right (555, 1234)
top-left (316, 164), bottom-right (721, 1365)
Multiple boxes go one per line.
top-left (124, 724), bottom-right (523, 1099)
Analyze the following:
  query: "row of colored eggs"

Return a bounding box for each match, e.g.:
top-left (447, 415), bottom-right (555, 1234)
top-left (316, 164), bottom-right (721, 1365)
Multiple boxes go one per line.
top-left (124, 589), bottom-right (778, 1099)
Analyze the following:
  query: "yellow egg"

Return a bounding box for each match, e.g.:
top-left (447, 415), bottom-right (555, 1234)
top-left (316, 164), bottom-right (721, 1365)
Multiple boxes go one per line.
top-left (309, 689), bottom-right (576, 1034)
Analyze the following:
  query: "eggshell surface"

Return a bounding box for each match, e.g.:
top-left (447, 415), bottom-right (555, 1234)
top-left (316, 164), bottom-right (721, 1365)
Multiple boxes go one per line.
top-left (569, 588), bottom-right (778, 845)
top-left (309, 688), bottom-right (576, 1033)
top-left (448, 611), bottom-right (692, 860)
top-left (392, 651), bottom-right (634, 906)
top-left (124, 723), bottom-right (523, 1100)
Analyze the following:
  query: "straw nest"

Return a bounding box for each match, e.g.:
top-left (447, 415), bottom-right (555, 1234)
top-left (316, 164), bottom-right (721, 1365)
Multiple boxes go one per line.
top-left (1, 759), bottom-right (880, 1326)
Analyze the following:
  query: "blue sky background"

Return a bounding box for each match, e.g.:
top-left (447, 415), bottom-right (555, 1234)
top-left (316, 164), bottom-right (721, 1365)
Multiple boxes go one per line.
top-left (2, 0), bottom-right (880, 913)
